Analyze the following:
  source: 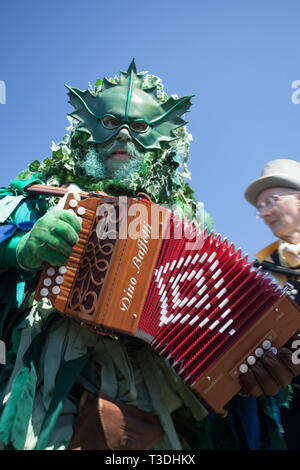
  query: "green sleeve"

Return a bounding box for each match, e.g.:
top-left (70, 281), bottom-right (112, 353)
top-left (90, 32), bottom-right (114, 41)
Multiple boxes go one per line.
top-left (0, 232), bottom-right (27, 269)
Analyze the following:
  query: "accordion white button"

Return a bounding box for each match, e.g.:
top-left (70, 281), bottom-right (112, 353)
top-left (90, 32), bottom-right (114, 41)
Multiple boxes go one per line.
top-left (239, 364), bottom-right (248, 374)
top-left (247, 356), bottom-right (256, 366)
top-left (59, 266), bottom-right (67, 274)
top-left (255, 348), bottom-right (264, 357)
top-left (55, 276), bottom-right (64, 285)
top-left (69, 199), bottom-right (78, 208)
top-left (262, 340), bottom-right (271, 350)
top-left (40, 288), bottom-right (49, 297)
top-left (52, 286), bottom-right (60, 295)
top-left (46, 267), bottom-right (55, 277)
top-left (43, 278), bottom-right (52, 287)
top-left (77, 206), bottom-right (86, 216)
top-left (270, 347), bottom-right (278, 355)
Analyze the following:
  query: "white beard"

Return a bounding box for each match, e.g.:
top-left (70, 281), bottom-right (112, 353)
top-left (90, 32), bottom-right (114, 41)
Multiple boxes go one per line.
top-left (77, 140), bottom-right (145, 182)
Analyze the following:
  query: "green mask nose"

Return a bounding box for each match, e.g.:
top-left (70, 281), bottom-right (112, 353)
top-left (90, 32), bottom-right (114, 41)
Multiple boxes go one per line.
top-left (116, 128), bottom-right (132, 143)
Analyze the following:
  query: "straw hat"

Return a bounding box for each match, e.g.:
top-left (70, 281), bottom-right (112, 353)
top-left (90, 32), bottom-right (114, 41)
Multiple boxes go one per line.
top-left (244, 159), bottom-right (300, 206)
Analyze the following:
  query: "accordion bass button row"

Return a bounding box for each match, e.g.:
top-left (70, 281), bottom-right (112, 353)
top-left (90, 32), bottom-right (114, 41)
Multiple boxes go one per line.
top-left (238, 341), bottom-right (277, 374)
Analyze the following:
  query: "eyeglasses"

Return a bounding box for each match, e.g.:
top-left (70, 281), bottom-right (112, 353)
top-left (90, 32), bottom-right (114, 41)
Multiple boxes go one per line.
top-left (255, 192), bottom-right (298, 218)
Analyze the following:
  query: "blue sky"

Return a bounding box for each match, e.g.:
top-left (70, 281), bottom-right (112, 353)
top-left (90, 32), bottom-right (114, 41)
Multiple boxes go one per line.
top-left (1, 0), bottom-right (300, 259)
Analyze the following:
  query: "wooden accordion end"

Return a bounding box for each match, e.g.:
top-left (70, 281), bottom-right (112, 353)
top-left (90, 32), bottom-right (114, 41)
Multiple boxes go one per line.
top-left (35, 192), bottom-right (300, 415)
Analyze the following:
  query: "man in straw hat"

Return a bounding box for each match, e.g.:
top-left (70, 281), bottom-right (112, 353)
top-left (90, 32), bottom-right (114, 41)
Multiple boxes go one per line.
top-left (244, 158), bottom-right (300, 449)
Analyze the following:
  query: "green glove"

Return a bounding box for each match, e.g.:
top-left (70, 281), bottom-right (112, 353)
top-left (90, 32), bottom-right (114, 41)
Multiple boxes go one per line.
top-left (16, 210), bottom-right (81, 271)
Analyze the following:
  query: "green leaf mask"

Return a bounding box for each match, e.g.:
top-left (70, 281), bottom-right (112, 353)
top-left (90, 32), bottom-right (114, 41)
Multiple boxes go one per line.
top-left (65, 59), bottom-right (194, 150)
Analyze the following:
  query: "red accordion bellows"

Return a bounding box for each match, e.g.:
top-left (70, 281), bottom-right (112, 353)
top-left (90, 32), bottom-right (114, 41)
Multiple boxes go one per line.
top-left (137, 216), bottom-right (279, 383)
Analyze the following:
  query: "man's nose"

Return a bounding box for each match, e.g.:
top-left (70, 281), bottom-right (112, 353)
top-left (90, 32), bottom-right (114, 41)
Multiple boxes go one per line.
top-left (116, 127), bottom-right (132, 142)
top-left (261, 206), bottom-right (274, 218)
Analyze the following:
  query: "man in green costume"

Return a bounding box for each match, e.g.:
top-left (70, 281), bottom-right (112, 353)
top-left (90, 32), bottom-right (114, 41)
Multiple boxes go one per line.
top-left (0, 61), bottom-right (298, 450)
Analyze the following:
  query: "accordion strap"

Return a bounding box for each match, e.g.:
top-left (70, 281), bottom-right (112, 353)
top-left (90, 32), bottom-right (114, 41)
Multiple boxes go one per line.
top-left (24, 184), bottom-right (153, 203)
top-left (25, 184), bottom-right (90, 199)
top-left (254, 259), bottom-right (300, 278)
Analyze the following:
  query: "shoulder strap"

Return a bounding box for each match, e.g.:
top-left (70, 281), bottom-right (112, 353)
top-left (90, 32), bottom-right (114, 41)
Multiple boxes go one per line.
top-left (254, 259), bottom-right (300, 277)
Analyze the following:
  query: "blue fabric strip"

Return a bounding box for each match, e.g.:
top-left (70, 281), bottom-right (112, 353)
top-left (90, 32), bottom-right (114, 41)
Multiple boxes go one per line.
top-left (0, 222), bottom-right (34, 244)
top-left (226, 395), bottom-right (260, 449)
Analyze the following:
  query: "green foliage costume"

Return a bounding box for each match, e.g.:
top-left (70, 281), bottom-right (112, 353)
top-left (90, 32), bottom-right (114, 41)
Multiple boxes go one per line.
top-left (0, 61), bottom-right (288, 450)
top-left (0, 61), bottom-right (217, 450)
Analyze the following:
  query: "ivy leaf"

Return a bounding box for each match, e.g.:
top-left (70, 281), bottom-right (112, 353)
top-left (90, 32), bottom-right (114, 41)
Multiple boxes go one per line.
top-left (29, 160), bottom-right (41, 172)
top-left (42, 158), bottom-right (52, 167)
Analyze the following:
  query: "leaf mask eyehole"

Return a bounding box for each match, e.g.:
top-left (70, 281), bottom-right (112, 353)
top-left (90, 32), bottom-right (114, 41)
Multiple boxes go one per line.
top-left (101, 115), bottom-right (119, 129)
top-left (130, 120), bottom-right (149, 133)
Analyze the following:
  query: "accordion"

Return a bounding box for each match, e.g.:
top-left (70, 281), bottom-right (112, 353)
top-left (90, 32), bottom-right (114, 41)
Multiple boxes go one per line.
top-left (34, 191), bottom-right (300, 415)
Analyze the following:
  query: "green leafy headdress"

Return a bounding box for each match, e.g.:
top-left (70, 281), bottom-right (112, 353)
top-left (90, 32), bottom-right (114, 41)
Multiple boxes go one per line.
top-left (65, 59), bottom-right (194, 151)
top-left (20, 60), bottom-right (213, 230)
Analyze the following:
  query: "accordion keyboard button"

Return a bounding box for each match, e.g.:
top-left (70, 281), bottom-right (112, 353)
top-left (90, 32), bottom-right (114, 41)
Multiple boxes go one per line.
top-left (270, 347), bottom-right (278, 355)
top-left (69, 199), bottom-right (78, 208)
top-left (59, 266), bottom-right (67, 274)
top-left (52, 286), bottom-right (60, 295)
top-left (247, 356), bottom-right (256, 366)
top-left (40, 288), bottom-right (49, 297)
top-left (77, 207), bottom-right (86, 215)
top-left (43, 278), bottom-right (52, 287)
top-left (262, 340), bottom-right (271, 350)
top-left (47, 267), bottom-right (56, 277)
top-left (255, 348), bottom-right (264, 357)
top-left (55, 276), bottom-right (64, 285)
top-left (239, 364), bottom-right (248, 374)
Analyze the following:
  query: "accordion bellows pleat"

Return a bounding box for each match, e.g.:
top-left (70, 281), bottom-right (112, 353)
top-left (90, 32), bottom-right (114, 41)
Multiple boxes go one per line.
top-left (35, 193), bottom-right (300, 415)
